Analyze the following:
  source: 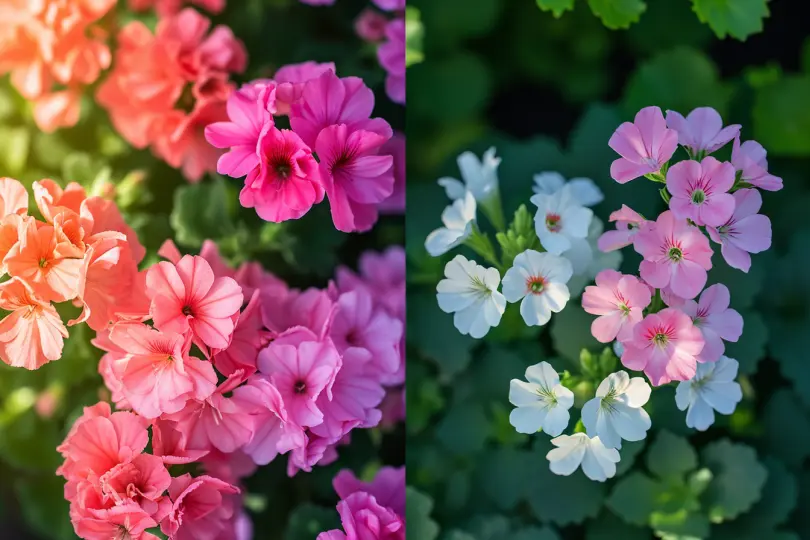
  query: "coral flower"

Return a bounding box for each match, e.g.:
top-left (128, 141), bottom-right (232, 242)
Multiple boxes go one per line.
top-left (99, 453), bottom-right (171, 512)
top-left (33, 179), bottom-right (87, 223)
top-left (707, 188), bottom-right (772, 272)
top-left (666, 157), bottom-right (736, 227)
top-left (609, 106), bottom-right (678, 183)
top-left (0, 177), bottom-right (28, 216)
top-left (73, 503), bottom-right (159, 540)
top-left (0, 214), bottom-right (24, 275)
top-left (161, 474), bottom-right (240, 540)
top-left (582, 270), bottom-right (652, 343)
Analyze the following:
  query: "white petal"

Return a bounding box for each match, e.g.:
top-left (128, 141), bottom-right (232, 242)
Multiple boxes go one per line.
top-left (562, 236), bottom-right (593, 275)
top-left (610, 403), bottom-right (651, 442)
top-left (701, 381), bottom-right (742, 414)
top-left (567, 178), bottom-right (604, 207)
top-left (581, 398), bottom-right (601, 435)
top-left (562, 206), bottom-right (594, 239)
top-left (520, 294), bottom-right (552, 326)
top-left (510, 403), bottom-right (548, 434)
top-left (542, 404), bottom-right (570, 437)
top-left (482, 267), bottom-right (502, 292)
top-left (509, 380), bottom-right (542, 406)
top-left (525, 361), bottom-right (560, 389)
top-left (581, 438), bottom-right (619, 482)
top-left (425, 227), bottom-right (465, 256)
top-left (453, 304), bottom-right (481, 336)
top-left (436, 289), bottom-right (477, 313)
top-left (537, 228), bottom-right (571, 255)
top-left (441, 193), bottom-right (476, 229)
top-left (501, 265), bottom-right (528, 303)
top-left (482, 292), bottom-right (506, 327)
top-left (547, 434), bottom-right (587, 476)
top-left (623, 377), bottom-right (652, 407)
top-left (443, 255), bottom-right (475, 281)
top-left (594, 407), bottom-right (623, 449)
top-left (437, 177), bottom-right (466, 200)
top-left (553, 384), bottom-right (575, 409)
top-left (675, 380), bottom-right (693, 411)
top-left (542, 283), bottom-right (570, 313)
top-left (711, 356), bottom-right (740, 382)
top-left (533, 172), bottom-right (566, 195)
top-left (596, 372), bottom-right (627, 398)
top-left (686, 398), bottom-right (716, 431)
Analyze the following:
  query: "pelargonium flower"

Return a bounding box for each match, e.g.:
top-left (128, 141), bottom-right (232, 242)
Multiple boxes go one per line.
top-left (74, 503), bottom-right (158, 540)
top-left (597, 204), bottom-right (646, 252)
top-left (269, 61), bottom-right (336, 116)
top-left (530, 186), bottom-right (593, 255)
top-left (621, 308), bottom-right (705, 386)
top-left (666, 157), bottom-right (736, 227)
top-left (731, 135), bottom-right (783, 191)
top-left (707, 188), bottom-right (772, 272)
top-left (533, 172), bottom-right (604, 207)
top-left (378, 18), bottom-right (405, 104)
top-left (438, 147), bottom-right (501, 205)
top-left (582, 270), bottom-right (652, 343)
top-left (0, 177), bottom-right (29, 216)
top-left (336, 246), bottom-right (405, 320)
top-left (501, 250), bottom-right (573, 327)
top-left (436, 255), bottom-right (506, 339)
top-left (546, 433), bottom-right (620, 482)
top-left (675, 355), bottom-right (742, 431)
top-left (581, 371), bottom-right (651, 449)
top-left (161, 474), bottom-right (240, 540)
top-left (424, 191), bottom-right (477, 257)
top-left (680, 284), bottom-right (743, 363)
top-left (355, 8), bottom-right (389, 42)
top-left (563, 216), bottom-right (624, 296)
top-left (633, 210), bottom-right (713, 300)
top-left (665, 107), bottom-right (740, 155)
top-left (129, 0), bottom-right (225, 16)
top-left (318, 491), bottom-right (404, 540)
top-left (378, 132), bottom-right (406, 214)
top-left (609, 106), bottom-right (678, 183)
top-left (508, 361), bottom-right (574, 436)
top-left (333, 467), bottom-right (405, 519)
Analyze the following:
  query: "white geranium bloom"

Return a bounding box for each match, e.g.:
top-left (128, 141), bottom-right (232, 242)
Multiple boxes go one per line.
top-left (437, 255), bottom-right (506, 339)
top-left (530, 187), bottom-right (593, 255)
top-left (438, 147), bottom-right (501, 203)
top-left (547, 433), bottom-right (620, 482)
top-left (581, 371), bottom-right (652, 449)
top-left (533, 172), bottom-right (604, 207)
top-left (564, 217), bottom-right (623, 296)
top-left (509, 361), bottom-right (574, 436)
top-left (501, 250), bottom-right (573, 327)
top-left (425, 191), bottom-right (477, 257)
top-left (675, 356), bottom-right (742, 431)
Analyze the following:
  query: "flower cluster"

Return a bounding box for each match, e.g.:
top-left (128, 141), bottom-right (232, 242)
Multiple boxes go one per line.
top-left (205, 61), bottom-right (400, 231)
top-left (97, 8), bottom-right (247, 182)
top-left (426, 148), bottom-right (620, 338)
top-left (128, 0), bottom-right (225, 16)
top-left (0, 0), bottom-right (116, 132)
top-left (0, 177), bottom-right (145, 370)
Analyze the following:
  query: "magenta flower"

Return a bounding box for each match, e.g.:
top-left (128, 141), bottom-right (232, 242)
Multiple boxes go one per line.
top-left (317, 491), bottom-right (405, 540)
top-left (666, 157), bottom-right (736, 227)
top-left (633, 211), bottom-right (713, 299)
top-left (377, 132), bottom-right (405, 214)
top-left (707, 188), bottom-right (772, 272)
top-left (273, 61), bottom-right (336, 115)
top-left (582, 270), bottom-right (652, 343)
top-left (731, 135), bottom-right (783, 191)
top-left (372, 0), bottom-right (405, 10)
top-left (378, 18), bottom-right (405, 105)
top-left (333, 467), bottom-right (405, 519)
top-left (621, 308), bottom-right (705, 386)
top-left (355, 8), bottom-right (389, 43)
top-left (608, 106), bottom-right (678, 184)
top-left (597, 204), bottom-right (646, 252)
top-left (665, 107), bottom-right (740, 155)
top-left (681, 284), bottom-right (743, 363)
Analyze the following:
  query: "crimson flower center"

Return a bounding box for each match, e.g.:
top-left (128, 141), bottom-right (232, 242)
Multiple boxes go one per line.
top-left (653, 333), bottom-right (669, 347)
top-left (526, 276), bottom-right (546, 294)
top-left (545, 213), bottom-right (562, 233)
top-left (182, 305), bottom-right (194, 316)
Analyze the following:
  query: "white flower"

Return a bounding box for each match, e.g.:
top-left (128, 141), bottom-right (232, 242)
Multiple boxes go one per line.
top-left (564, 217), bottom-right (623, 296)
top-left (501, 250), bottom-right (572, 327)
top-left (530, 187), bottom-right (593, 255)
top-left (438, 147), bottom-right (501, 203)
top-left (436, 255), bottom-right (506, 339)
top-left (509, 361), bottom-right (574, 436)
top-left (425, 191), bottom-right (477, 257)
top-left (675, 355), bottom-right (742, 431)
top-left (533, 172), bottom-right (604, 207)
top-left (546, 433), bottom-right (620, 482)
top-left (581, 371), bottom-right (652, 449)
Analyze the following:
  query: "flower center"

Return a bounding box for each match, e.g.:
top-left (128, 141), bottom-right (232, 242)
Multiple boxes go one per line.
top-left (294, 380), bottom-right (307, 394)
top-left (470, 275), bottom-right (491, 294)
top-left (668, 247), bottom-right (683, 262)
top-left (116, 525), bottom-right (133, 540)
top-left (182, 305), bottom-right (194, 316)
top-left (273, 161), bottom-right (292, 179)
top-left (691, 189), bottom-right (706, 204)
top-left (545, 213), bottom-right (562, 233)
top-left (38, 257), bottom-right (48, 268)
top-left (653, 333), bottom-right (669, 347)
top-left (345, 329), bottom-right (361, 347)
top-left (619, 303), bottom-right (631, 316)
top-left (536, 386), bottom-right (557, 405)
top-left (527, 276), bottom-right (545, 295)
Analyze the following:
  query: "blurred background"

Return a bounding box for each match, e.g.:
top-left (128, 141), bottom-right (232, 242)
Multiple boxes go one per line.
top-left (406, 0), bottom-right (810, 538)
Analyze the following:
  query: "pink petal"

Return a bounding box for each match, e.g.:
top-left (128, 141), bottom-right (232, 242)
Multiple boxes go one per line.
top-left (670, 260), bottom-right (706, 300)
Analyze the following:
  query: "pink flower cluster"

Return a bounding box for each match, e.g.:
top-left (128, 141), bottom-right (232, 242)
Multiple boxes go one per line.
top-left (352, 1), bottom-right (405, 105)
top-left (318, 467), bottom-right (406, 540)
top-left (205, 62), bottom-right (402, 231)
top-left (583, 106), bottom-right (777, 386)
top-left (128, 0), bottom-right (225, 16)
top-left (0, 177), bottom-right (146, 370)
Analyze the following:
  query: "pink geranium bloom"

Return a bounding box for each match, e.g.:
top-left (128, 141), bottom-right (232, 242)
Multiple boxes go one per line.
top-left (99, 453), bottom-right (171, 514)
top-left (287, 432), bottom-right (338, 476)
top-left (334, 466), bottom-right (406, 519)
top-left (633, 211), bottom-right (713, 300)
top-left (355, 8), bottom-right (389, 42)
top-left (316, 124), bottom-right (394, 233)
top-left (377, 132), bottom-right (406, 214)
top-left (213, 290), bottom-right (269, 377)
top-left (239, 126), bottom-right (324, 223)
top-left (129, 0), bottom-right (225, 17)
top-left (146, 254), bottom-right (244, 350)
top-left (666, 157), bottom-right (736, 227)
top-left (158, 238), bottom-right (234, 280)
top-left (161, 474), bottom-right (240, 540)
top-left (0, 177), bottom-right (28, 216)
top-left (261, 287), bottom-right (335, 338)
top-left (74, 503), bottom-right (159, 540)
top-left (681, 284), bottom-right (743, 363)
top-left (597, 204), bottom-right (646, 252)
top-left (336, 246), bottom-right (406, 320)
top-left (378, 19), bottom-right (405, 104)
top-left (621, 308), bottom-right (705, 386)
top-left (0, 277), bottom-right (68, 370)
top-left (273, 61), bottom-right (336, 115)
top-left (582, 270), bottom-right (652, 343)
top-left (731, 135), bottom-right (783, 191)
top-left (707, 188), bottom-right (771, 272)
top-left (372, 0), bottom-right (405, 9)
top-left (318, 492), bottom-right (405, 540)
top-left (609, 106), bottom-right (678, 183)
top-left (0, 214), bottom-right (23, 275)
top-left (665, 107), bottom-right (740, 155)
top-left (151, 418), bottom-right (210, 465)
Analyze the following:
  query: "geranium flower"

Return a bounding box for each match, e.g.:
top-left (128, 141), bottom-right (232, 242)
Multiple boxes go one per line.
top-left (582, 270), bottom-right (652, 343)
top-left (581, 371), bottom-right (652, 449)
top-left (597, 204), bottom-right (646, 252)
top-left (707, 188), bottom-right (772, 272)
top-left (665, 107), bottom-right (740, 155)
top-left (378, 18), bottom-right (405, 104)
top-left (333, 467), bottom-right (405, 519)
top-left (546, 433), bottom-right (620, 482)
top-left (317, 492), bottom-right (404, 540)
top-left (438, 147), bottom-right (501, 205)
top-left (436, 255), bottom-right (506, 339)
top-left (0, 177), bottom-right (28, 216)
top-left (530, 186), bottom-right (593, 255)
top-left (161, 474), bottom-right (240, 540)
top-left (731, 135), bottom-right (783, 191)
top-left (425, 191), bottom-right (477, 257)
top-left (501, 250), bottom-right (573, 327)
top-left (666, 157), bottom-right (736, 227)
top-left (508, 361), bottom-right (574, 436)
top-left (74, 503), bottom-right (158, 540)
top-left (532, 172), bottom-right (604, 207)
top-left (680, 284), bottom-right (743, 363)
top-left (675, 355), bottom-right (742, 431)
top-left (609, 106), bottom-right (678, 183)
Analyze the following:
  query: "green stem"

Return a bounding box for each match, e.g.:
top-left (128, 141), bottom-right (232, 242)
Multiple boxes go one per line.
top-left (465, 225), bottom-right (504, 272)
top-left (648, 289), bottom-right (664, 314)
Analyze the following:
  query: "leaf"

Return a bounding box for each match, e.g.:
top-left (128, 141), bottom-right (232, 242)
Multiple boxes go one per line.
top-left (700, 439), bottom-right (768, 523)
top-left (405, 7), bottom-right (425, 67)
top-left (284, 504), bottom-right (340, 540)
top-left (691, 0), bottom-right (769, 40)
top-left (649, 508), bottom-right (710, 539)
top-left (407, 487), bottom-right (440, 540)
top-left (753, 75), bottom-right (810, 156)
top-left (474, 448), bottom-right (533, 511)
top-left (170, 176), bottom-right (235, 248)
top-left (587, 0), bottom-right (646, 29)
top-left (16, 476), bottom-right (74, 540)
top-left (585, 511), bottom-right (649, 540)
top-left (626, 0), bottom-right (712, 53)
top-left (763, 389), bottom-right (810, 468)
top-left (551, 303), bottom-right (601, 365)
top-left (0, 125), bottom-right (30, 175)
top-left (645, 431), bottom-right (697, 480)
top-left (436, 402), bottom-right (490, 456)
top-left (607, 472), bottom-right (662, 526)
top-left (513, 526), bottom-right (561, 540)
top-left (616, 438), bottom-right (646, 476)
top-left (406, 362), bottom-right (446, 435)
top-left (536, 0), bottom-right (575, 18)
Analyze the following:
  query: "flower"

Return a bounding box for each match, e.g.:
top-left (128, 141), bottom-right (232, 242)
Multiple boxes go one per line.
top-left (0, 177), bottom-right (29, 216)
top-left (582, 270), bottom-right (652, 343)
top-left (562, 216), bottom-right (623, 296)
top-left (581, 371), bottom-right (652, 449)
top-left (333, 467), bottom-right (405, 519)
top-left (161, 474), bottom-right (240, 540)
top-left (621, 308), bottom-right (705, 386)
top-left (355, 8), bottom-right (389, 42)
top-left (129, 0), bottom-right (225, 16)
top-left (597, 205), bottom-right (646, 252)
top-left (318, 491), bottom-right (404, 540)
top-left (532, 172), bottom-right (604, 207)
top-left (707, 188), bottom-right (772, 272)
top-left (212, 291), bottom-right (267, 377)
top-left (675, 355), bottom-right (742, 431)
top-left (378, 18), bottom-right (405, 104)
top-left (680, 284), bottom-right (743, 363)
top-left (530, 186), bottom-right (593, 255)
top-left (436, 255), bottom-right (506, 339)
top-left (666, 157), bottom-right (736, 227)
top-left (546, 433), bottom-right (620, 482)
top-left (424, 191), bottom-right (477, 257)
top-left (731, 135), bottom-right (783, 191)
top-left (609, 106), bottom-right (678, 183)
top-left (508, 361), bottom-right (574, 436)
top-left (665, 107), bottom-right (740, 155)
top-left (633, 210), bottom-right (713, 300)
top-left (501, 250), bottom-right (573, 327)
top-left (74, 503), bottom-right (158, 540)
top-left (437, 147), bottom-right (501, 204)
top-left (378, 132), bottom-right (406, 214)
top-left (372, 0), bottom-right (405, 9)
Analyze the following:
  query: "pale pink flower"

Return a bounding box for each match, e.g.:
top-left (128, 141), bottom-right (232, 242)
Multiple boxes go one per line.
top-left (621, 308), bottom-right (705, 386)
top-left (597, 205), bottom-right (646, 252)
top-left (355, 8), bottom-right (389, 42)
top-left (378, 132), bottom-right (406, 214)
top-left (260, 287), bottom-right (335, 338)
top-left (0, 177), bottom-right (28, 216)
top-left (317, 492), bottom-right (405, 540)
top-left (609, 106), bottom-right (678, 183)
top-left (707, 188), bottom-right (772, 272)
top-left (334, 466), bottom-right (405, 519)
top-left (212, 290), bottom-right (268, 377)
top-left (633, 211), bottom-right (713, 300)
top-left (74, 503), bottom-right (159, 540)
top-left (666, 157), bottom-right (736, 227)
top-left (582, 270), bottom-right (652, 343)
top-left (681, 284), bottom-right (743, 363)
top-left (161, 474), bottom-right (240, 540)
top-left (665, 107), bottom-right (740, 155)
top-left (731, 135), bottom-right (783, 191)
top-left (378, 19), bottom-right (405, 104)
top-left (99, 453), bottom-right (171, 515)
top-left (336, 246), bottom-right (406, 320)
top-left (273, 61), bottom-right (336, 115)
top-left (146, 255), bottom-right (244, 350)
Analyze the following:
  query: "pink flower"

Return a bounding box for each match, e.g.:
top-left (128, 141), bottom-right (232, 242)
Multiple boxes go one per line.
top-left (609, 106), bottom-right (678, 183)
top-left (80, 196), bottom-right (146, 264)
top-left (707, 188), bottom-right (771, 272)
top-left (146, 255), bottom-right (244, 350)
top-left (161, 474), bottom-right (240, 540)
top-left (731, 135), bottom-right (783, 191)
top-left (372, 0), bottom-right (405, 9)
top-left (378, 19), bottom-right (405, 104)
top-left (621, 308), bottom-right (705, 386)
top-left (633, 211), bottom-right (713, 300)
top-left (0, 177), bottom-right (28, 216)
top-left (355, 8), bottom-right (389, 42)
top-left (318, 492), bottom-right (405, 540)
top-left (74, 503), bottom-right (159, 540)
top-left (681, 284), bottom-right (743, 363)
top-left (99, 453), bottom-right (171, 515)
top-left (316, 124), bottom-right (394, 232)
top-left (334, 467), bottom-right (406, 519)
top-left (582, 270), bottom-right (652, 343)
top-left (336, 246), bottom-right (406, 320)
top-left (239, 126), bottom-right (324, 222)
top-left (377, 132), bottom-right (406, 214)
top-left (151, 418), bottom-right (210, 465)
top-left (271, 61), bottom-right (336, 115)
top-left (212, 290), bottom-right (268, 377)
top-left (666, 157), bottom-right (736, 227)
top-left (597, 205), bottom-right (646, 252)
top-left (665, 107), bottom-right (740, 155)
top-left (200, 449), bottom-right (257, 485)
top-left (129, 0), bottom-right (225, 16)
top-left (261, 287), bottom-right (334, 338)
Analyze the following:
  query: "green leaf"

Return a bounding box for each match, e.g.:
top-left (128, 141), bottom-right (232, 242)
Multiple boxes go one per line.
top-left (406, 362), bottom-right (445, 435)
top-left (407, 488), bottom-right (440, 540)
top-left (753, 75), bottom-right (810, 156)
top-left (536, 0), bottom-right (575, 18)
top-left (16, 476), bottom-right (74, 540)
top-left (645, 431), bottom-right (697, 480)
top-left (284, 504), bottom-right (340, 540)
top-left (475, 448), bottom-right (533, 511)
top-left (436, 402), bottom-right (490, 456)
top-left (724, 311), bottom-right (767, 375)
top-left (0, 125), bottom-right (30, 175)
top-left (649, 508), bottom-right (710, 539)
top-left (763, 389), bottom-right (810, 468)
top-left (496, 204), bottom-right (540, 268)
top-left (587, 0), bottom-right (646, 29)
top-left (513, 526), bottom-right (561, 540)
top-left (170, 176), bottom-right (235, 248)
top-left (607, 472), bottom-right (662, 526)
top-left (691, 0), bottom-right (769, 40)
top-left (616, 438), bottom-right (646, 476)
top-left (585, 511), bottom-right (649, 540)
top-left (405, 7), bottom-right (425, 67)
top-left (700, 439), bottom-right (768, 523)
